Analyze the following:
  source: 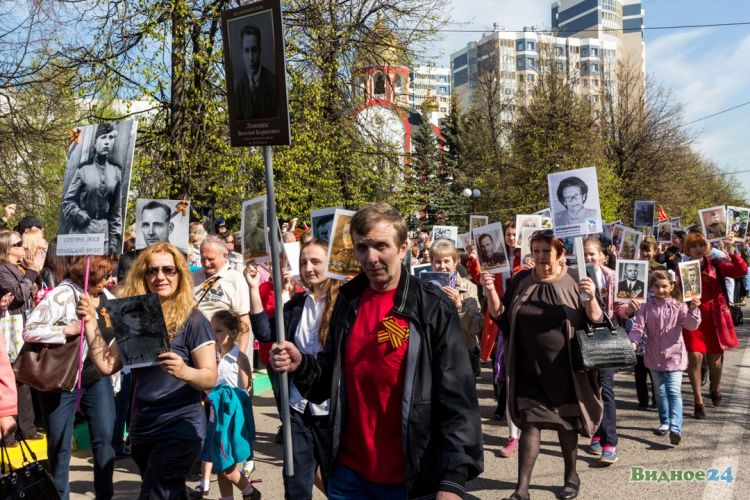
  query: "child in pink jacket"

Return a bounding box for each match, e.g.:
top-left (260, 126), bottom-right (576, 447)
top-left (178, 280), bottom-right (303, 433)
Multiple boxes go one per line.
top-left (629, 269), bottom-right (700, 446)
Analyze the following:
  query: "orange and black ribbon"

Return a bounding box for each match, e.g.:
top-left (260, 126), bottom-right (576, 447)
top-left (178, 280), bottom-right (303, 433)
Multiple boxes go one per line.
top-left (377, 315), bottom-right (409, 349)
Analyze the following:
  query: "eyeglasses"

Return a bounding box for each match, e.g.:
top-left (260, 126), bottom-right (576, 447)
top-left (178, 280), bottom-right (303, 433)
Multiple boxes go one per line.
top-left (563, 193), bottom-right (583, 203)
top-left (11, 241), bottom-right (23, 247)
top-left (146, 266), bottom-right (178, 278)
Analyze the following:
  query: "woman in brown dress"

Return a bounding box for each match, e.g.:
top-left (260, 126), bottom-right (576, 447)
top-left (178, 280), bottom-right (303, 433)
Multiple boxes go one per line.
top-left (483, 230), bottom-right (603, 500)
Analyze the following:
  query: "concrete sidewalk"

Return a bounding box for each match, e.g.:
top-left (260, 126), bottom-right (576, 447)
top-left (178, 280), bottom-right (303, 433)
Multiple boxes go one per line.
top-left (69, 311), bottom-right (750, 499)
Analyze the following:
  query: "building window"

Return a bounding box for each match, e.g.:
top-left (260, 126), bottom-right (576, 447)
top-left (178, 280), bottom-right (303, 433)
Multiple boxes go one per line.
top-left (516, 41), bottom-right (525, 51)
top-left (527, 74), bottom-right (535, 83)
top-left (527, 41), bottom-right (535, 51)
top-left (581, 47), bottom-right (589, 57)
top-left (374, 72), bottom-right (387, 95)
top-left (591, 48), bottom-right (599, 57)
top-left (440, 107), bottom-right (447, 112)
top-left (394, 73), bottom-right (405, 96)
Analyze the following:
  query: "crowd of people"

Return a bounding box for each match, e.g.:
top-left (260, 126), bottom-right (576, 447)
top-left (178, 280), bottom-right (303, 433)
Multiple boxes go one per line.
top-left (0, 199), bottom-right (749, 500)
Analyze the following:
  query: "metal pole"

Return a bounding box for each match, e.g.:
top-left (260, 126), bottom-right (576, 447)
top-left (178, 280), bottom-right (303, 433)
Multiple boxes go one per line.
top-left (262, 145), bottom-right (294, 476)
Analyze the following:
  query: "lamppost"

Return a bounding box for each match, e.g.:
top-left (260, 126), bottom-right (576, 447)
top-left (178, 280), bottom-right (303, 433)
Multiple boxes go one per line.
top-left (463, 188), bottom-right (481, 215)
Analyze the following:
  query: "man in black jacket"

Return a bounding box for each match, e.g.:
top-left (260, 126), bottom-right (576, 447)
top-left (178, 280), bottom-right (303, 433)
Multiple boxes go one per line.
top-left (271, 202), bottom-right (483, 499)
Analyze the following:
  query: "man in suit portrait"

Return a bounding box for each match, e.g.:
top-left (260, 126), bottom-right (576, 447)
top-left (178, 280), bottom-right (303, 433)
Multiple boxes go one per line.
top-left (235, 24), bottom-right (278, 119)
top-left (683, 264), bottom-right (700, 299)
top-left (704, 210), bottom-right (726, 240)
top-left (477, 233), bottom-right (507, 269)
top-left (617, 263), bottom-right (645, 299)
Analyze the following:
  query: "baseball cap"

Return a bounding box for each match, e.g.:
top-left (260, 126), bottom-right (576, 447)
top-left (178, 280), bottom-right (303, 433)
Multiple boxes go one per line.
top-left (17, 215), bottom-right (44, 233)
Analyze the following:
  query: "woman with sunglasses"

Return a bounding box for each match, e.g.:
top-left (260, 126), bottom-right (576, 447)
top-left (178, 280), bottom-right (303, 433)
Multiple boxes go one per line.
top-left (76, 243), bottom-right (222, 499)
top-left (23, 255), bottom-right (116, 500)
top-left (482, 229), bottom-right (603, 500)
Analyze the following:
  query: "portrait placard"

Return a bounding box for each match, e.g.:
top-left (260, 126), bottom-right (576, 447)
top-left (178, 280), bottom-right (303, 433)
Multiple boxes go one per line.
top-left (633, 200), bottom-right (655, 228)
top-left (699, 206), bottom-right (728, 242)
top-left (614, 259), bottom-right (648, 303)
top-left (533, 208), bottom-right (553, 228)
top-left (471, 222), bottom-right (509, 274)
top-left (726, 206), bottom-right (749, 241)
top-left (519, 226), bottom-right (536, 260)
top-left (57, 120), bottom-right (137, 256)
top-left (97, 293), bottom-right (169, 369)
top-left (678, 259), bottom-right (702, 302)
top-left (325, 209), bottom-right (360, 280)
top-left (284, 241), bottom-right (301, 276)
top-left (411, 263), bottom-right (432, 277)
top-left (221, 0), bottom-right (290, 146)
top-left (617, 226), bottom-right (642, 260)
top-left (456, 232), bottom-right (471, 249)
top-left (547, 166), bottom-right (602, 238)
top-left (515, 215), bottom-right (543, 247)
top-left (670, 217), bottom-right (681, 229)
top-left (656, 221), bottom-right (672, 244)
top-left (469, 215), bottom-right (489, 243)
top-left (241, 195), bottom-right (270, 263)
top-left (431, 225), bottom-right (458, 246)
top-left (135, 199), bottom-right (190, 254)
top-left (311, 207), bottom-right (338, 245)
top-left (419, 272), bottom-right (452, 289)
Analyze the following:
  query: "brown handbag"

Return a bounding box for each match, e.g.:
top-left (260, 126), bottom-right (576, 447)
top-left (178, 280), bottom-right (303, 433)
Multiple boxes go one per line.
top-left (12, 336), bottom-right (80, 392)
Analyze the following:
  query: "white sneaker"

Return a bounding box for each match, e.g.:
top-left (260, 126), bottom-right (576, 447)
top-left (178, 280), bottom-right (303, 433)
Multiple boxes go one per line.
top-left (242, 460), bottom-right (255, 476)
top-left (653, 424), bottom-right (669, 436)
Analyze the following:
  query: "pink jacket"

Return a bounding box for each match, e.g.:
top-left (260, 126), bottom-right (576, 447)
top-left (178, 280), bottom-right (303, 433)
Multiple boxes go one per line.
top-left (629, 297), bottom-right (701, 372)
top-left (0, 336), bottom-right (17, 418)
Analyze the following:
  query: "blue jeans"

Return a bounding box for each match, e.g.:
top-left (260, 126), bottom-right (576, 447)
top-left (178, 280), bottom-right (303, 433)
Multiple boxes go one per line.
top-left (38, 376), bottom-right (115, 500)
top-left (650, 370), bottom-right (683, 435)
top-left (594, 369), bottom-right (618, 447)
top-left (328, 463), bottom-right (407, 500)
top-left (113, 371), bottom-right (132, 453)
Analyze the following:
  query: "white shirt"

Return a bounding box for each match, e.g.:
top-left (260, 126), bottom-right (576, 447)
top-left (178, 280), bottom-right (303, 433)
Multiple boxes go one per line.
top-left (192, 263), bottom-right (250, 321)
top-left (217, 345), bottom-right (242, 388)
top-left (290, 294), bottom-right (329, 416)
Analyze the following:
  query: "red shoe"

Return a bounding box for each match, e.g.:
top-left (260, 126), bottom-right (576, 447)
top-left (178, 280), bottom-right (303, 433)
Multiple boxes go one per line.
top-left (497, 436), bottom-right (519, 458)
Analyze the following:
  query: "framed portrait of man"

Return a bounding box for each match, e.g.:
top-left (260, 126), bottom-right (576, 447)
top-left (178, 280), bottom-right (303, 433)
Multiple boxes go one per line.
top-left (221, 0), bottom-right (290, 146)
top-left (678, 259), bottom-right (702, 301)
top-left (547, 166), bottom-right (602, 238)
top-left (699, 206), bottom-right (728, 242)
top-left (656, 221), bottom-right (672, 244)
top-left (471, 222), bottom-right (509, 274)
top-left (431, 225), bottom-right (458, 246)
top-left (311, 207), bottom-right (338, 245)
top-left (614, 259), bottom-right (648, 302)
top-left (670, 217), bottom-right (681, 229)
top-left (58, 120), bottom-right (137, 256)
top-left (618, 227), bottom-right (642, 260)
top-left (241, 195), bottom-right (270, 263)
top-left (325, 209), bottom-right (360, 280)
top-left (726, 206), bottom-right (749, 241)
top-left (633, 200), bottom-right (655, 228)
top-left (135, 199), bottom-right (190, 254)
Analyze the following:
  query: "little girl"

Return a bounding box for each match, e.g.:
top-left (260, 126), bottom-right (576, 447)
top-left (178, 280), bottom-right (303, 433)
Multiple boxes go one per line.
top-left (629, 270), bottom-right (701, 445)
top-left (199, 310), bottom-right (260, 500)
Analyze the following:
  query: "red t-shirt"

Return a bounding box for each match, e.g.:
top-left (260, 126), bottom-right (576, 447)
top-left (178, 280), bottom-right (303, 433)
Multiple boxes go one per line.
top-left (337, 286), bottom-right (409, 484)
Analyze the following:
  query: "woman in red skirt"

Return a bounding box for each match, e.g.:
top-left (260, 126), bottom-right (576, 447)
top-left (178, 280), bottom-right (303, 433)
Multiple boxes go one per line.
top-left (682, 233), bottom-right (747, 419)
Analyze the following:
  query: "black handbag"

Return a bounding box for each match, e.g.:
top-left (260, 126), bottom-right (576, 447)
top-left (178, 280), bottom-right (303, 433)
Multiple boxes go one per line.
top-left (0, 435), bottom-right (60, 500)
top-left (571, 313), bottom-right (637, 371)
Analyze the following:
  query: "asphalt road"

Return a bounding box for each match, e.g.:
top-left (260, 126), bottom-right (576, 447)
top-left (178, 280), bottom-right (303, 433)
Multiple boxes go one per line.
top-left (70, 311), bottom-right (750, 499)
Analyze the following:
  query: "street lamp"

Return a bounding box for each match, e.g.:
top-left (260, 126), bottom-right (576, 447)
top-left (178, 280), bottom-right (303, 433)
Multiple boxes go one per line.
top-left (463, 188), bottom-right (481, 214)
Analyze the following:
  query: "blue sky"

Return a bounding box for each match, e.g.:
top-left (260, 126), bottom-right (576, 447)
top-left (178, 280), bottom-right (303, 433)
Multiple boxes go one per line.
top-left (430, 0), bottom-right (750, 201)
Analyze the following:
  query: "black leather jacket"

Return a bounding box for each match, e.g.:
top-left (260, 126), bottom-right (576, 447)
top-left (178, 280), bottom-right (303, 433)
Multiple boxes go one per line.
top-left (294, 267), bottom-right (483, 498)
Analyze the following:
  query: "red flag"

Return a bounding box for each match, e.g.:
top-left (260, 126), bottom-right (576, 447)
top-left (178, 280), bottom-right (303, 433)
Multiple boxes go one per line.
top-left (658, 206), bottom-right (669, 222)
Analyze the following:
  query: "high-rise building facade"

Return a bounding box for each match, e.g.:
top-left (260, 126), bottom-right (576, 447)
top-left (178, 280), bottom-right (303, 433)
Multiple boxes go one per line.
top-left (408, 65), bottom-right (452, 119)
top-left (451, 1), bottom-right (644, 111)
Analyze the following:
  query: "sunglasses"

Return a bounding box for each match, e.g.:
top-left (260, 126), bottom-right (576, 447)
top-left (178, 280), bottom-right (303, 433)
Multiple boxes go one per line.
top-left (11, 241), bottom-right (23, 247)
top-left (146, 266), bottom-right (178, 278)
top-left (531, 229), bottom-right (555, 239)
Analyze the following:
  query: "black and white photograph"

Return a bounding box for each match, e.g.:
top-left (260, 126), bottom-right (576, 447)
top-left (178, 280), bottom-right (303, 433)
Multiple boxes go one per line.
top-left (431, 225), bottom-right (458, 246)
top-left (311, 207), bottom-right (337, 244)
top-left (633, 200), bottom-right (655, 228)
top-left (678, 259), bottom-right (702, 301)
top-left (615, 259), bottom-right (648, 302)
top-left (418, 272), bottom-right (453, 289)
top-left (284, 241), bottom-right (301, 277)
top-left (520, 226), bottom-right (536, 260)
top-left (671, 217), bottom-right (681, 229)
top-left (656, 221), bottom-right (672, 244)
top-left (471, 222), bottom-right (509, 274)
top-left (97, 293), bottom-right (170, 369)
top-left (726, 206), bottom-right (749, 241)
top-left (58, 120), bottom-right (137, 256)
top-left (618, 227), bottom-right (642, 260)
top-left (515, 214), bottom-right (543, 247)
top-left (241, 195), bottom-right (270, 263)
top-left (469, 215), bottom-right (489, 234)
top-left (221, 0), bottom-right (290, 146)
top-left (547, 166), bottom-right (602, 238)
top-left (410, 263), bottom-right (432, 277)
top-left (135, 199), bottom-right (190, 254)
top-left (611, 224), bottom-right (625, 248)
top-left (456, 232), bottom-right (471, 250)
top-left (699, 205), bottom-right (728, 242)
top-left (325, 209), bottom-right (360, 280)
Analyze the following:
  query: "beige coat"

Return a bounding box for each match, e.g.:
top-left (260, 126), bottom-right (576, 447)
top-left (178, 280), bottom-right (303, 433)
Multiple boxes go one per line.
top-left (504, 268), bottom-right (603, 437)
top-left (456, 275), bottom-right (483, 349)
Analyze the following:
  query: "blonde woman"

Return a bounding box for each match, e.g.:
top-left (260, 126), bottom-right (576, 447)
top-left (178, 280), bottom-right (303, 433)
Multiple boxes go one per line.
top-left (77, 243), bottom-right (220, 498)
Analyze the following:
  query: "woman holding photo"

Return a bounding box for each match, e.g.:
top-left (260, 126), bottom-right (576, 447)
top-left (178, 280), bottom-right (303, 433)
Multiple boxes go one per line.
top-left (483, 229), bottom-right (603, 500)
top-left (681, 233), bottom-right (746, 419)
top-left (75, 243), bottom-right (227, 498)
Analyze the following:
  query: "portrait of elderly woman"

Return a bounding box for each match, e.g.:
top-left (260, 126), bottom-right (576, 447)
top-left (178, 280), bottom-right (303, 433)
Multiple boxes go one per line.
top-left (553, 176), bottom-right (599, 227)
top-left (60, 121), bottom-right (136, 254)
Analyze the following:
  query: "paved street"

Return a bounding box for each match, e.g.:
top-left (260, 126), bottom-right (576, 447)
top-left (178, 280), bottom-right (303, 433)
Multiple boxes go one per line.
top-left (70, 312), bottom-right (750, 499)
